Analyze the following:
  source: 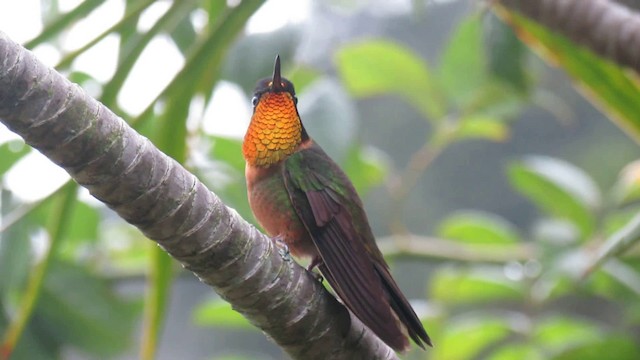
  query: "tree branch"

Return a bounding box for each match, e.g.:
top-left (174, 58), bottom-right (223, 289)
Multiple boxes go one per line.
top-left (0, 31), bottom-right (398, 360)
top-left (497, 0), bottom-right (640, 74)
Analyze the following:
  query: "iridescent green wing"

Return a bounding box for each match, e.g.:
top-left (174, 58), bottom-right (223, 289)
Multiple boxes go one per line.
top-left (283, 142), bottom-right (409, 350)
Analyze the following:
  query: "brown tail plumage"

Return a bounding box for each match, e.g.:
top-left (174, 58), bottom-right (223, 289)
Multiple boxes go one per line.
top-left (319, 262), bottom-right (431, 352)
top-left (374, 262), bottom-right (432, 349)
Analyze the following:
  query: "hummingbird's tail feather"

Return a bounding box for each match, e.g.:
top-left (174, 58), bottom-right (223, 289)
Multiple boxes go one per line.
top-left (318, 264), bottom-right (409, 352)
top-left (374, 262), bottom-right (433, 349)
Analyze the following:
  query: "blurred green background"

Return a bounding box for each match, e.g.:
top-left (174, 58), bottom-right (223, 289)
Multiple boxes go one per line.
top-left (1, 0), bottom-right (640, 359)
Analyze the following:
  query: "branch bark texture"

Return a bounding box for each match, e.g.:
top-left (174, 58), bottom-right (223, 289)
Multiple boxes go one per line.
top-left (0, 31), bottom-right (397, 360)
top-left (499, 0), bottom-right (640, 74)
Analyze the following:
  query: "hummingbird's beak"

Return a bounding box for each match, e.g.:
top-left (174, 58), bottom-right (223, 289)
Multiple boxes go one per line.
top-left (271, 55), bottom-right (284, 92)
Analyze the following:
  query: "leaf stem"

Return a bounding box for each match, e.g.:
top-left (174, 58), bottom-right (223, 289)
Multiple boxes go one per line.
top-left (379, 234), bottom-right (537, 263)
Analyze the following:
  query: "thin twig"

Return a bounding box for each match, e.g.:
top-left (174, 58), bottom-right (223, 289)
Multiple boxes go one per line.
top-left (378, 234), bottom-right (537, 263)
top-left (386, 124), bottom-right (451, 235)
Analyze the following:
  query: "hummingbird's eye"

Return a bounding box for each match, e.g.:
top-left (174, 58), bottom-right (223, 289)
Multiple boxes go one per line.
top-left (251, 96), bottom-right (259, 106)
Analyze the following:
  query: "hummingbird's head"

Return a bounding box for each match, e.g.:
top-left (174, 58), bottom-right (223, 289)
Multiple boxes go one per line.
top-left (252, 55), bottom-right (297, 104)
top-left (243, 55), bottom-right (307, 167)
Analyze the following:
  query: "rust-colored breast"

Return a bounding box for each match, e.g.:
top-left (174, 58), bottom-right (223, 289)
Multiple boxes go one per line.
top-left (245, 164), bottom-right (317, 259)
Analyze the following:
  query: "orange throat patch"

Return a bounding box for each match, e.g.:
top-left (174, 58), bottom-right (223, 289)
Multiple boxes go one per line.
top-left (243, 92), bottom-right (302, 167)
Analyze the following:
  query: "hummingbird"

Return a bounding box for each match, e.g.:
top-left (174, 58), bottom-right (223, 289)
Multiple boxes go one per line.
top-left (242, 55), bottom-right (431, 352)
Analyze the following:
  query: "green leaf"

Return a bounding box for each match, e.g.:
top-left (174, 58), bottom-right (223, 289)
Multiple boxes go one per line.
top-left (1, 183), bottom-right (77, 356)
top-left (435, 316), bottom-right (512, 360)
top-left (193, 299), bottom-right (252, 329)
top-left (102, 221), bottom-right (151, 271)
top-left (343, 145), bottom-right (388, 196)
top-left (169, 8), bottom-right (198, 54)
top-left (489, 344), bottom-right (544, 360)
top-left (141, 248), bottom-right (174, 359)
top-left (508, 156), bottom-right (599, 238)
top-left (431, 268), bottom-right (524, 305)
top-left (36, 261), bottom-right (139, 356)
top-left (439, 15), bottom-right (486, 109)
top-left (24, 0), bottom-right (107, 49)
top-left (533, 317), bottom-right (601, 355)
top-left (0, 140), bottom-right (30, 175)
top-left (496, 9), bottom-right (640, 143)
top-left (584, 259), bottom-right (640, 301)
top-left (67, 71), bottom-right (96, 86)
top-left (0, 192), bottom-right (33, 301)
top-left (335, 39), bottom-right (445, 119)
top-left (55, 0), bottom-right (158, 71)
top-left (462, 80), bottom-right (527, 119)
top-left (440, 15), bottom-right (529, 120)
top-left (64, 201), bottom-right (99, 246)
top-left (486, 14), bottom-right (529, 94)
top-left (552, 337), bottom-right (640, 360)
top-left (198, 135), bottom-right (252, 221)
top-left (209, 136), bottom-right (244, 172)
top-left (452, 115), bottom-right (509, 142)
top-left (100, 0), bottom-right (195, 107)
top-left (438, 211), bottom-right (521, 244)
top-left (192, 1), bottom-right (268, 101)
top-left (8, 325), bottom-right (58, 360)
top-left (602, 207), bottom-right (640, 240)
top-left (203, 135), bottom-right (252, 220)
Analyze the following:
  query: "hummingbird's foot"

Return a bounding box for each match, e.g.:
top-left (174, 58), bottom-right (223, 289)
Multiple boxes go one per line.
top-left (307, 256), bottom-right (323, 272)
top-left (311, 272), bottom-right (324, 283)
top-left (307, 256), bottom-right (324, 282)
top-left (272, 235), bottom-right (291, 262)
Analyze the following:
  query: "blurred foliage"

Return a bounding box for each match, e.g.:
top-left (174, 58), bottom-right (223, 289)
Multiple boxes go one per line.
top-left (0, 0), bottom-right (639, 359)
top-left (336, 39), bottom-right (445, 120)
top-left (508, 156), bottom-right (600, 239)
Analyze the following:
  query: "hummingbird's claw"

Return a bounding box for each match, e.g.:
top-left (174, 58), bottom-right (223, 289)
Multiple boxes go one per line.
top-left (272, 235), bottom-right (291, 262)
top-left (307, 256), bottom-right (322, 272)
top-left (307, 256), bottom-right (324, 282)
top-left (311, 272), bottom-right (324, 283)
